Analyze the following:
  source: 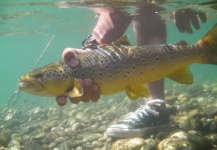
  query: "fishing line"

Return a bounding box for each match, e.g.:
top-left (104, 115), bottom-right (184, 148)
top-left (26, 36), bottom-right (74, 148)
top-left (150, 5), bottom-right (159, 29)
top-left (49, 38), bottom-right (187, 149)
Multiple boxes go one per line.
top-left (6, 35), bottom-right (55, 107)
top-left (31, 35), bottom-right (55, 70)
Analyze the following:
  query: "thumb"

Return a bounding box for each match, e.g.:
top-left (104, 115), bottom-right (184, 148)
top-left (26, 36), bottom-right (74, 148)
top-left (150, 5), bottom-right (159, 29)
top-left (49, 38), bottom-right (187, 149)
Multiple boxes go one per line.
top-left (62, 48), bottom-right (88, 68)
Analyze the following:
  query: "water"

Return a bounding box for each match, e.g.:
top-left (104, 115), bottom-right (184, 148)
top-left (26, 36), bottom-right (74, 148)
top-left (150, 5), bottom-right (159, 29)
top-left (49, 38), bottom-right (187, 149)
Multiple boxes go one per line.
top-left (1, 0), bottom-right (217, 149)
top-left (0, 0), bottom-right (217, 104)
top-left (1, 0), bottom-right (217, 106)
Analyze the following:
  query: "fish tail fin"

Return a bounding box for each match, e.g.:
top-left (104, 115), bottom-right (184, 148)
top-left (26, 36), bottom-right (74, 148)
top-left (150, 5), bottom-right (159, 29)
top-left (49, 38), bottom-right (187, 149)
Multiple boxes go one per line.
top-left (196, 23), bottom-right (217, 64)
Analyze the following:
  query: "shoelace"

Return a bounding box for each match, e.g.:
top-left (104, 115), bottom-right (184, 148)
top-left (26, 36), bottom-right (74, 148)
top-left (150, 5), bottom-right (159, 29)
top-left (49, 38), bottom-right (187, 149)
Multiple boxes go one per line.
top-left (125, 99), bottom-right (165, 121)
top-left (145, 99), bottom-right (165, 116)
top-left (82, 35), bottom-right (99, 50)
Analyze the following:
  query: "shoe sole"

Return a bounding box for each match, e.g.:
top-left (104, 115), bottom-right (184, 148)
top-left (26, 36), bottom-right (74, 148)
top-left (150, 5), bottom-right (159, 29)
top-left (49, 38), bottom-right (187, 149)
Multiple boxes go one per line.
top-left (106, 123), bottom-right (170, 138)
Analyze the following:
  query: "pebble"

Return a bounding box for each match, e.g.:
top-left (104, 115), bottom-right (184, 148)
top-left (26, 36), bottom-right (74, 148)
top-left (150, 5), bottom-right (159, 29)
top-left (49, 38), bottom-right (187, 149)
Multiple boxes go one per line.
top-left (1, 81), bottom-right (217, 149)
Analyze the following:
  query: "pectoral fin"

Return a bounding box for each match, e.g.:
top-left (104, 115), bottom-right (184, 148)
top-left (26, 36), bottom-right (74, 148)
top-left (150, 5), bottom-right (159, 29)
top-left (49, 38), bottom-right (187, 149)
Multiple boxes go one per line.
top-left (126, 90), bottom-right (139, 100)
top-left (68, 78), bottom-right (83, 98)
top-left (126, 84), bottom-right (149, 100)
top-left (168, 66), bottom-right (193, 84)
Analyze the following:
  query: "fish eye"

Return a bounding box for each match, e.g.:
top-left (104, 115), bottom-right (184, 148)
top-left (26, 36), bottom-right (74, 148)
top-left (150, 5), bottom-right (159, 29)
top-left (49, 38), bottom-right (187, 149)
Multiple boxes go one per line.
top-left (34, 73), bottom-right (43, 80)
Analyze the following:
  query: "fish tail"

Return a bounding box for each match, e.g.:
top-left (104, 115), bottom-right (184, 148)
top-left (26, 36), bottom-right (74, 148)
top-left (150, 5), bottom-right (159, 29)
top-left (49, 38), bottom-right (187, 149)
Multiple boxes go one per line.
top-left (196, 23), bottom-right (217, 64)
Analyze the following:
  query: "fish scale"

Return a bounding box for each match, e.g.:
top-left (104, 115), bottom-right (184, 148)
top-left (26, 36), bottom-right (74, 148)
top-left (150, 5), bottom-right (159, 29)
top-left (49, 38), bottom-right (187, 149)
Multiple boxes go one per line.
top-left (18, 24), bottom-right (217, 100)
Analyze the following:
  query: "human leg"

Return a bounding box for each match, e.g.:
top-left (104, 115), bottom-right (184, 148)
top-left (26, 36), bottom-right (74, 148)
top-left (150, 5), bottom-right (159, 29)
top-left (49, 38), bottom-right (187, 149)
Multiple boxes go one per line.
top-left (106, 5), bottom-right (169, 138)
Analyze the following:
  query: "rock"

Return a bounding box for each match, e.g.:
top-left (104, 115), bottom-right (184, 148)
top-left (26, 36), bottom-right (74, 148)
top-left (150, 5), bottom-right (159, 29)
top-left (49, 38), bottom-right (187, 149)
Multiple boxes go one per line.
top-left (180, 117), bottom-right (204, 132)
top-left (142, 138), bottom-right (157, 150)
top-left (92, 141), bottom-right (103, 148)
top-left (206, 133), bottom-right (217, 145)
top-left (23, 141), bottom-right (45, 150)
top-left (158, 131), bottom-right (189, 150)
top-left (83, 134), bottom-right (102, 142)
top-left (187, 131), bottom-right (212, 150)
top-left (158, 131), bottom-right (212, 150)
top-left (0, 131), bottom-right (10, 148)
top-left (57, 140), bottom-right (73, 150)
top-left (110, 138), bottom-right (146, 150)
top-left (72, 122), bottom-right (86, 131)
top-left (198, 98), bottom-right (217, 117)
top-left (187, 84), bottom-right (204, 97)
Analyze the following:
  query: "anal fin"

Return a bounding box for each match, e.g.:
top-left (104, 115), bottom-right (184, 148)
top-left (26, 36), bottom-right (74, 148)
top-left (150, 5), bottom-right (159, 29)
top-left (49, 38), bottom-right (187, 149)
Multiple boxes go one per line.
top-left (126, 84), bottom-right (149, 100)
top-left (167, 66), bottom-right (193, 84)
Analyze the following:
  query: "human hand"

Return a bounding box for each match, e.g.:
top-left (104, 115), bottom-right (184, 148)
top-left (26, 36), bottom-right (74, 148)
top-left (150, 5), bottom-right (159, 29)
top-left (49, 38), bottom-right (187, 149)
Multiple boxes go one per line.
top-left (173, 9), bottom-right (207, 34)
top-left (56, 48), bottom-right (101, 106)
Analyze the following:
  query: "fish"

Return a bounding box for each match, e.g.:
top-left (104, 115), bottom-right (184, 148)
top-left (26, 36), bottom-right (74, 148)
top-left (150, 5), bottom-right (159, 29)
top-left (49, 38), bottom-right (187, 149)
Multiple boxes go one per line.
top-left (18, 24), bottom-right (217, 100)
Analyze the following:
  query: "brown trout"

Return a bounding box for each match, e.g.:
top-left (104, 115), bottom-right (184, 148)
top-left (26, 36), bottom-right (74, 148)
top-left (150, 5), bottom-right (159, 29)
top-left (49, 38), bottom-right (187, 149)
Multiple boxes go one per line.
top-left (18, 24), bottom-right (217, 100)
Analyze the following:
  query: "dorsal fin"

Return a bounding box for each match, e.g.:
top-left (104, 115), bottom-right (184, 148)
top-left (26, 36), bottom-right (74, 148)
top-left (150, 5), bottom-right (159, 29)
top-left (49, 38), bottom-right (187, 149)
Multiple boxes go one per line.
top-left (174, 40), bottom-right (188, 46)
top-left (112, 35), bottom-right (132, 46)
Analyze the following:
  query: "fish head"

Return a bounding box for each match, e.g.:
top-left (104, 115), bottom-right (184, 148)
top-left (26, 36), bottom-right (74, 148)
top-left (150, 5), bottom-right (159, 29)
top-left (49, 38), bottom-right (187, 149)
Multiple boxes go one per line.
top-left (18, 61), bottom-right (74, 97)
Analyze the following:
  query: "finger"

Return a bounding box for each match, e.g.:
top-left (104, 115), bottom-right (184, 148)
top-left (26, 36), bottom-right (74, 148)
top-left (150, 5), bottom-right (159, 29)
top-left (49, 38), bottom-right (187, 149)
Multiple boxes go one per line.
top-left (173, 11), bottom-right (185, 33)
top-left (91, 84), bottom-right (101, 102)
top-left (181, 10), bottom-right (193, 34)
top-left (69, 97), bottom-right (81, 104)
top-left (62, 48), bottom-right (80, 68)
top-left (189, 12), bottom-right (200, 30)
top-left (82, 78), bottom-right (94, 103)
top-left (198, 12), bottom-right (207, 23)
top-left (56, 96), bottom-right (67, 106)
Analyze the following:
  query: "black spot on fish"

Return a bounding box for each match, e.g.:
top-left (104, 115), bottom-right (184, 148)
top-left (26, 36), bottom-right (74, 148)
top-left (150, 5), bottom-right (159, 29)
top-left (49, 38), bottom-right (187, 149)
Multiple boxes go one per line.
top-left (34, 73), bottom-right (43, 79)
top-left (155, 57), bottom-right (159, 61)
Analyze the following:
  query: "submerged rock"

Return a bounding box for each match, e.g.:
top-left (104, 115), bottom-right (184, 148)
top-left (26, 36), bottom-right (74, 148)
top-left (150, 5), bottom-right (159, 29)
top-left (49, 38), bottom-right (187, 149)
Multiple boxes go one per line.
top-left (0, 131), bottom-right (10, 148)
top-left (158, 131), bottom-right (212, 150)
top-left (23, 141), bottom-right (44, 150)
top-left (110, 138), bottom-right (146, 150)
top-left (158, 131), bottom-right (189, 150)
top-left (180, 117), bottom-right (204, 132)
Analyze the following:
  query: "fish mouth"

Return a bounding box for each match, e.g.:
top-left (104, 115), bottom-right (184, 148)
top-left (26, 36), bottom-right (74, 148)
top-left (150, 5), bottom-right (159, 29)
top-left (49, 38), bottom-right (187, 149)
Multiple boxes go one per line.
top-left (18, 79), bottom-right (33, 89)
top-left (18, 76), bottom-right (39, 90)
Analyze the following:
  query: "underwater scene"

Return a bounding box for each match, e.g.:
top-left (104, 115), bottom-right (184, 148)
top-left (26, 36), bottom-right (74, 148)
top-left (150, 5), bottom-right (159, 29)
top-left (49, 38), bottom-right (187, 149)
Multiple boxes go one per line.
top-left (1, 0), bottom-right (217, 149)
